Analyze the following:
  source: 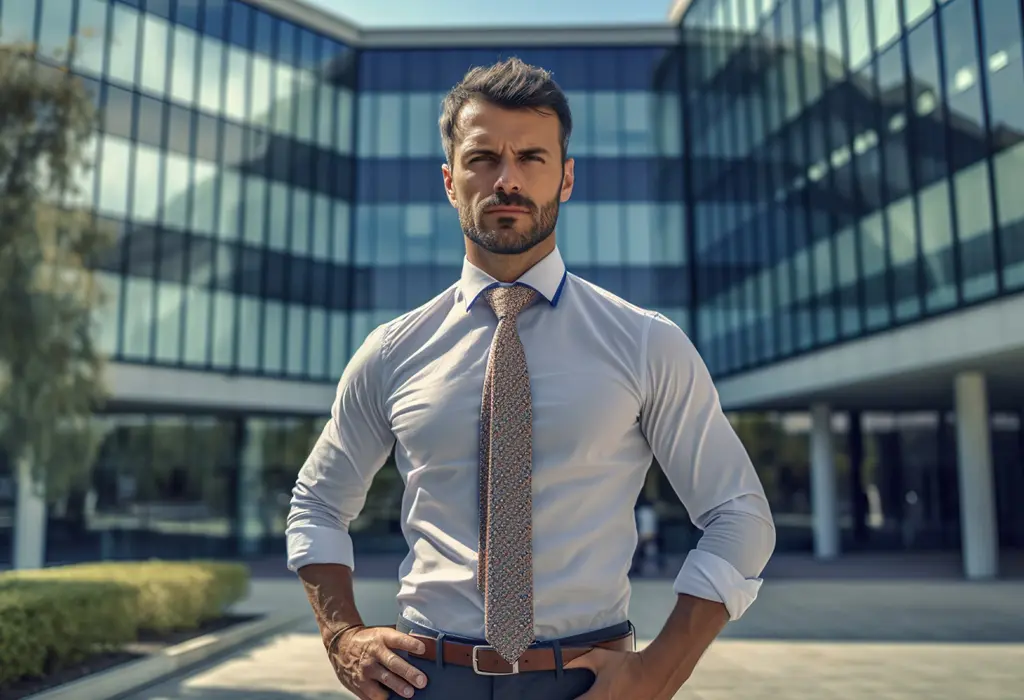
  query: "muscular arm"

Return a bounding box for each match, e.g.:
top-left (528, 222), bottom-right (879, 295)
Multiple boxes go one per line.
top-left (640, 594), bottom-right (728, 696)
top-left (286, 323), bottom-right (394, 575)
top-left (297, 564), bottom-right (365, 649)
top-left (638, 313), bottom-right (775, 692)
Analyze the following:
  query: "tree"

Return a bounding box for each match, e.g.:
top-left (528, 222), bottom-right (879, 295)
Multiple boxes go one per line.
top-left (0, 41), bottom-right (114, 568)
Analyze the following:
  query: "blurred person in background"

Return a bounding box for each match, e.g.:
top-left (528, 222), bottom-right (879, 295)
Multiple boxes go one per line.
top-left (286, 57), bottom-right (775, 700)
top-left (631, 492), bottom-right (661, 576)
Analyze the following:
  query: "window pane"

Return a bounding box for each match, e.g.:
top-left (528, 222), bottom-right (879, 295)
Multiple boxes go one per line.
top-left (376, 94), bottom-right (403, 157)
top-left (211, 291), bottom-right (235, 367)
top-left (329, 311), bottom-right (350, 378)
top-left (406, 93), bottom-right (437, 157)
top-left (184, 286), bottom-right (211, 365)
top-left (139, 15), bottom-right (169, 96)
top-left (625, 203), bottom-right (653, 264)
top-left (198, 37), bottom-right (224, 114)
top-left (155, 282), bottom-right (183, 363)
top-left (291, 189), bottom-right (312, 256)
top-left (107, 5), bottom-right (139, 87)
top-left (237, 297), bottom-right (260, 370)
top-left (191, 160), bottom-right (218, 235)
top-left (953, 162), bottom-right (997, 300)
top-left (224, 48), bottom-right (249, 123)
top-left (171, 27), bottom-right (198, 105)
top-left (308, 308), bottom-right (327, 379)
top-left (594, 203), bottom-right (621, 264)
top-left (336, 89), bottom-right (354, 154)
top-left (93, 272), bottom-right (122, 356)
top-left (273, 63), bottom-right (295, 134)
top-left (73, 0), bottom-right (108, 76)
top-left (218, 170), bottom-right (242, 240)
top-left (39, 0), bottom-right (74, 63)
top-left (122, 277), bottom-right (154, 360)
top-left (163, 151), bottom-right (192, 230)
top-left (1, 0), bottom-right (36, 44)
top-left (263, 301), bottom-right (284, 373)
top-left (133, 145), bottom-right (163, 224)
top-left (267, 182), bottom-right (290, 251)
top-left (287, 305), bottom-right (307, 376)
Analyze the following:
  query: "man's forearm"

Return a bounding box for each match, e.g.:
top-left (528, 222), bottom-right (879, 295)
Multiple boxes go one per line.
top-left (639, 594), bottom-right (728, 696)
top-left (297, 563), bottom-right (365, 648)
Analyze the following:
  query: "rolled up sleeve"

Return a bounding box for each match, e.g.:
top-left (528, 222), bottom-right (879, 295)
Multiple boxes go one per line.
top-left (639, 313), bottom-right (776, 620)
top-left (285, 323), bottom-right (396, 573)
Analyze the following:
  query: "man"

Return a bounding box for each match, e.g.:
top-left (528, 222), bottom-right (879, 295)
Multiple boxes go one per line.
top-left (631, 493), bottom-right (661, 576)
top-left (286, 57), bottom-right (776, 700)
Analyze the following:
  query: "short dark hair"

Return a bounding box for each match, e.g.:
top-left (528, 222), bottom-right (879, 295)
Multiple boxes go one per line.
top-left (439, 57), bottom-right (573, 165)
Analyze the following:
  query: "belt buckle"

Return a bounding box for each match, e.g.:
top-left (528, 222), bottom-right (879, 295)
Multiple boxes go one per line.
top-left (471, 645), bottom-right (520, 675)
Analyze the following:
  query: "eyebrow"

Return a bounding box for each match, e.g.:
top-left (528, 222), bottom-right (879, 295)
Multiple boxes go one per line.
top-left (464, 146), bottom-right (551, 159)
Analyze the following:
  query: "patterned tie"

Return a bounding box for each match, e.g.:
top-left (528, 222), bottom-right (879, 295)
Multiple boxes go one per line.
top-left (477, 284), bottom-right (537, 665)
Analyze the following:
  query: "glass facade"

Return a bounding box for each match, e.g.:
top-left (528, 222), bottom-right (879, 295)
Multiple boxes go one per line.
top-left (2, 0), bottom-right (358, 383)
top-left (352, 47), bottom-right (688, 339)
top-left (683, 0), bottom-right (1024, 377)
top-left (1, 0), bottom-right (1022, 565)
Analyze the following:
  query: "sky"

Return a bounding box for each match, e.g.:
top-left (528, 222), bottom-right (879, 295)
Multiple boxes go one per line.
top-left (305, 0), bottom-right (675, 29)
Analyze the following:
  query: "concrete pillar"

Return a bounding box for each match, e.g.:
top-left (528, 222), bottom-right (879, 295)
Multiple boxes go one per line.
top-left (953, 372), bottom-right (998, 578)
top-left (237, 420), bottom-right (266, 557)
top-left (13, 454), bottom-right (46, 570)
top-left (848, 410), bottom-right (868, 544)
top-left (810, 402), bottom-right (840, 559)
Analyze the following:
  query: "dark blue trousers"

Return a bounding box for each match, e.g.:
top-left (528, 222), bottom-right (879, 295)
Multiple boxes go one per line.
top-left (389, 618), bottom-right (633, 700)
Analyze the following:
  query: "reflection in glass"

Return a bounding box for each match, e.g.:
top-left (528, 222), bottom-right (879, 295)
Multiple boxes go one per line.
top-left (72, 0), bottom-right (108, 76)
top-left (107, 4), bottom-right (139, 87)
top-left (0, 0), bottom-right (36, 44)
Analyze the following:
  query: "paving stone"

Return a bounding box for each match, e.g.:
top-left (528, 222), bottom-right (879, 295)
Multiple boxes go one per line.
top-left (126, 577), bottom-right (1024, 700)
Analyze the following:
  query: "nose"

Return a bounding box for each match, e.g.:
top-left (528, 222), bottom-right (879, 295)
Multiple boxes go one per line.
top-left (493, 156), bottom-right (523, 194)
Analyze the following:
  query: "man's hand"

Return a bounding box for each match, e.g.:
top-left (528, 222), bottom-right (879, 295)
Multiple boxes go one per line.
top-left (328, 624), bottom-right (429, 700)
top-left (564, 648), bottom-right (669, 700)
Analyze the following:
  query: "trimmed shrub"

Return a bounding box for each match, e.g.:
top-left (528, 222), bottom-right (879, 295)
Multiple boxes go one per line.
top-left (0, 559), bottom-right (251, 689)
top-left (0, 579), bottom-right (138, 687)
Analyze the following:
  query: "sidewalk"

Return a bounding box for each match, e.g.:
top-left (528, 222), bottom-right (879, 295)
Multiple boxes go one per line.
top-left (119, 566), bottom-right (1024, 700)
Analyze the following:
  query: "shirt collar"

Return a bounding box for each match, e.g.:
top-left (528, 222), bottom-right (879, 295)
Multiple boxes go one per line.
top-left (460, 246), bottom-right (568, 311)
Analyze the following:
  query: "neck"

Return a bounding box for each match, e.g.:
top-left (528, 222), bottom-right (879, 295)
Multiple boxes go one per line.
top-left (466, 236), bottom-right (556, 283)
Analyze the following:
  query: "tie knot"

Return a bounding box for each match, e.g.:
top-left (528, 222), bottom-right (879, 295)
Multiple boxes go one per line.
top-left (484, 284), bottom-right (536, 320)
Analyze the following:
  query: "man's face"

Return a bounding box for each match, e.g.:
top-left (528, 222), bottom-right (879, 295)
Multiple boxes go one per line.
top-left (442, 99), bottom-right (575, 255)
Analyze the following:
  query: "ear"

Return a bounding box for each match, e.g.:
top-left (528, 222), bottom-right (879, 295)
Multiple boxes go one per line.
top-left (559, 157), bottom-right (575, 203)
top-left (442, 162), bottom-right (458, 208)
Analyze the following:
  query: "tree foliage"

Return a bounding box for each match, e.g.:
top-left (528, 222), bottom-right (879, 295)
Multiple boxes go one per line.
top-left (0, 41), bottom-right (114, 496)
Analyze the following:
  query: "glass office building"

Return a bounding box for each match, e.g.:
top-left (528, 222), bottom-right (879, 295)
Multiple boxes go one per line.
top-left (683, 0), bottom-right (1024, 376)
top-left (678, 0), bottom-right (1024, 558)
top-left (0, 0), bottom-right (1021, 567)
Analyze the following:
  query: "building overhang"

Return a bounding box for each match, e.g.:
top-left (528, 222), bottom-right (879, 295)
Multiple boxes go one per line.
top-left (713, 293), bottom-right (1024, 412)
top-left (246, 0), bottom-right (677, 47)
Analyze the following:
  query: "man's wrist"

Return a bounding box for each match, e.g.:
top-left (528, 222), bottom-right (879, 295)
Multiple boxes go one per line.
top-left (639, 594), bottom-right (728, 690)
top-left (324, 622), bottom-right (365, 656)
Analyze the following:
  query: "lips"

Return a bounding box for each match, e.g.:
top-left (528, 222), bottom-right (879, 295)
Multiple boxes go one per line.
top-left (484, 207), bottom-right (530, 214)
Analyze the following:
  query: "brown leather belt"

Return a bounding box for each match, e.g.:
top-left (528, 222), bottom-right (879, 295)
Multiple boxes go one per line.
top-left (406, 629), bottom-right (635, 675)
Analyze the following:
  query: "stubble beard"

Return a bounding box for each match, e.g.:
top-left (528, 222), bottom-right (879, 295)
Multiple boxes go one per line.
top-left (460, 191), bottom-right (561, 256)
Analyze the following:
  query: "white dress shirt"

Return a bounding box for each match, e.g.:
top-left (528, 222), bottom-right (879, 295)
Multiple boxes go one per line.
top-left (286, 246), bottom-right (776, 641)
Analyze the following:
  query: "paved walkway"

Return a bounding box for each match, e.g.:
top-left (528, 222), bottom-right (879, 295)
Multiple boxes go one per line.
top-left (125, 573), bottom-right (1024, 700)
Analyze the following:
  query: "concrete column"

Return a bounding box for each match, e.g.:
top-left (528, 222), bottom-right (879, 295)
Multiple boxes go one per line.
top-left (237, 420), bottom-right (266, 557)
top-left (13, 454), bottom-right (46, 570)
top-left (953, 372), bottom-right (998, 578)
top-left (810, 402), bottom-right (840, 559)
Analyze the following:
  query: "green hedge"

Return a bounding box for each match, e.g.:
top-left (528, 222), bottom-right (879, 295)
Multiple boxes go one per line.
top-left (0, 560), bottom-right (251, 689)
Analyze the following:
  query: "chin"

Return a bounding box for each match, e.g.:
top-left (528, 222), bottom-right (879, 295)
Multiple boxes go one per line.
top-left (469, 227), bottom-right (552, 256)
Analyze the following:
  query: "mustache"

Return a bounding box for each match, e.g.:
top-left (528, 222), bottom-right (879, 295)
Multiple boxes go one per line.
top-left (480, 192), bottom-right (536, 211)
